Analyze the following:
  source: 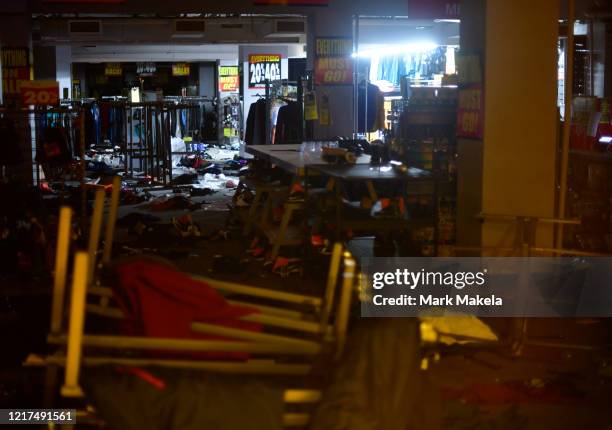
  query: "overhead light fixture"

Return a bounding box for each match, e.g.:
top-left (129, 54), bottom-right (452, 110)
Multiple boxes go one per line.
top-left (352, 42), bottom-right (438, 58)
top-left (434, 19), bottom-right (460, 23)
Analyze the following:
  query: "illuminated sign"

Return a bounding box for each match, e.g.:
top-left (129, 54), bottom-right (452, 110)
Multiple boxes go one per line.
top-left (104, 62), bottom-right (122, 76)
top-left (137, 62), bottom-right (156, 76)
top-left (172, 63), bottom-right (190, 77)
top-left (314, 38), bottom-right (353, 86)
top-left (218, 66), bottom-right (240, 92)
top-left (248, 54), bottom-right (281, 88)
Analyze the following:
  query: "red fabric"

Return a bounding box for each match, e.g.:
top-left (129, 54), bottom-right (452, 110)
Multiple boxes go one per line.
top-left (113, 259), bottom-right (260, 359)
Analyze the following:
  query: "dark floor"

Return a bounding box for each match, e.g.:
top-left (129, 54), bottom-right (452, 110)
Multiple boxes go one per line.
top-left (1, 191), bottom-right (612, 429)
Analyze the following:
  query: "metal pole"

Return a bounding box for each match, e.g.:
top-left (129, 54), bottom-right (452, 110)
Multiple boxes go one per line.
top-left (353, 14), bottom-right (359, 138)
top-left (556, 0), bottom-right (575, 249)
top-left (102, 176), bottom-right (121, 264)
top-left (87, 189), bottom-right (106, 284)
top-left (50, 206), bottom-right (72, 335)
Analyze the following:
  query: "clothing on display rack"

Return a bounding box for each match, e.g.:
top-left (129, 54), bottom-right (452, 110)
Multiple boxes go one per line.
top-left (369, 47), bottom-right (448, 86)
top-left (245, 98), bottom-right (267, 146)
top-left (100, 103), bottom-right (126, 145)
top-left (357, 82), bottom-right (385, 133)
top-left (274, 101), bottom-right (300, 144)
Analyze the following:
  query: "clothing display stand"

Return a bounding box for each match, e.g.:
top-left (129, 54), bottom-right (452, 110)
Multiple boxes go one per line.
top-left (395, 87), bottom-right (458, 256)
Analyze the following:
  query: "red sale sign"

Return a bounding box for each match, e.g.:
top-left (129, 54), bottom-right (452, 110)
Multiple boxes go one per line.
top-left (20, 80), bottom-right (60, 106)
top-left (456, 84), bottom-right (484, 139)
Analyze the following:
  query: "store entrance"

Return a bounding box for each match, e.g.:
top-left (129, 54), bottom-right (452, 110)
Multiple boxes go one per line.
top-left (351, 16), bottom-right (460, 257)
top-left (29, 14), bottom-right (308, 185)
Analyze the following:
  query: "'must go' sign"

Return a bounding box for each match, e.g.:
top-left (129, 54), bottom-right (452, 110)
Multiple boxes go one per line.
top-left (314, 38), bottom-right (353, 86)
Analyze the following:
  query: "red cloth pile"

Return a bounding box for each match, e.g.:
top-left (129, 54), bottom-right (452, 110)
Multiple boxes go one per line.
top-left (113, 259), bottom-right (260, 360)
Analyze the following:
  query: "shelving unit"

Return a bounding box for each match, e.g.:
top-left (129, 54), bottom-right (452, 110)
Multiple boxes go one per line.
top-left (390, 86), bottom-right (458, 256)
top-left (564, 148), bottom-right (612, 252)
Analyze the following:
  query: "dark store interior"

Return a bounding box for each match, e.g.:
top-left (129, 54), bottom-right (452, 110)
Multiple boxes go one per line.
top-left (1, 0), bottom-right (612, 428)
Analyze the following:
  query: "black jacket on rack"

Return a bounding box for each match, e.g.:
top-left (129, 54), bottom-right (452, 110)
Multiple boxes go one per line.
top-left (245, 99), bottom-right (267, 146)
top-left (274, 101), bottom-right (300, 145)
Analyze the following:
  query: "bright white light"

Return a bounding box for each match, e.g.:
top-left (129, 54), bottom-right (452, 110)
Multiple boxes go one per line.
top-left (352, 42), bottom-right (439, 58)
top-left (599, 136), bottom-right (612, 144)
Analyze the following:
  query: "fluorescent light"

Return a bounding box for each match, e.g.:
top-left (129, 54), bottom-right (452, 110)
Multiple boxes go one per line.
top-left (353, 42), bottom-right (438, 58)
top-left (599, 136), bottom-right (612, 144)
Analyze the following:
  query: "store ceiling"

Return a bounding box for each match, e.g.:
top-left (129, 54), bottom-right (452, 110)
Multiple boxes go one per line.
top-left (358, 18), bottom-right (459, 47)
top-left (35, 16), bottom-right (308, 46)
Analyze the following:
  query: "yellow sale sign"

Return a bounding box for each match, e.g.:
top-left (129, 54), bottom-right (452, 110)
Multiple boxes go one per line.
top-left (172, 63), bottom-right (190, 77)
top-left (20, 80), bottom-right (60, 106)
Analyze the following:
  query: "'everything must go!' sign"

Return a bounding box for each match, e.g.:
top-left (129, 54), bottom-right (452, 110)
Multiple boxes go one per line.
top-left (314, 38), bottom-right (353, 86)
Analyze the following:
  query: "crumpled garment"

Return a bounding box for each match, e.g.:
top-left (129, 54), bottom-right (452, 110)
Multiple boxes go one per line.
top-left (113, 258), bottom-right (261, 359)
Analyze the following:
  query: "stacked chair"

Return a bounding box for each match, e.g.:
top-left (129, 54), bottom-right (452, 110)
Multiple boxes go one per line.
top-left (42, 176), bottom-right (358, 428)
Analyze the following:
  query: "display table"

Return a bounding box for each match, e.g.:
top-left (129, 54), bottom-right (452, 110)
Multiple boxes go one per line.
top-left (309, 164), bottom-right (438, 239)
top-left (245, 144), bottom-right (370, 176)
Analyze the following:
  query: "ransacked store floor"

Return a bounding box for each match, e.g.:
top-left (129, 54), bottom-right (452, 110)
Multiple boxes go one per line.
top-left (1, 143), bottom-right (612, 429)
top-left (2, 181), bottom-right (612, 428)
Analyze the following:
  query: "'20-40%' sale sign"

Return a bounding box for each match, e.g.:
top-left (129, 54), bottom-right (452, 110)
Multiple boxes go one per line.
top-left (248, 54), bottom-right (281, 88)
top-left (21, 80), bottom-right (60, 106)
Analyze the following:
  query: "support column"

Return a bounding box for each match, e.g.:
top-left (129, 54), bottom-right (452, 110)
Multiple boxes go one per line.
top-left (56, 44), bottom-right (72, 99)
top-left (457, 0), bottom-right (560, 251)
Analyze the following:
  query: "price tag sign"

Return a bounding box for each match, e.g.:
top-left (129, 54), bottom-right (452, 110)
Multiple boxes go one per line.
top-left (172, 63), bottom-right (190, 77)
top-left (20, 80), bottom-right (60, 106)
top-left (456, 83), bottom-right (484, 139)
top-left (105, 62), bottom-right (122, 76)
top-left (314, 38), bottom-right (353, 86)
top-left (248, 54), bottom-right (281, 88)
top-left (218, 66), bottom-right (240, 92)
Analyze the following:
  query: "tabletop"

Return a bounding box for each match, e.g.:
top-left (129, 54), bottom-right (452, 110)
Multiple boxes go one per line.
top-left (245, 144), bottom-right (370, 175)
top-left (311, 164), bottom-right (432, 181)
